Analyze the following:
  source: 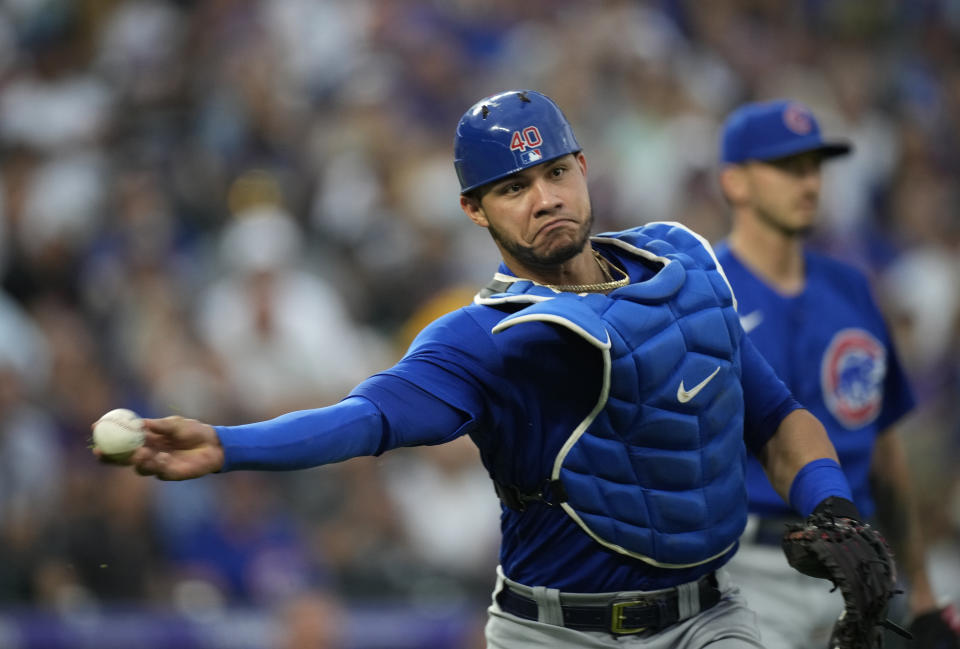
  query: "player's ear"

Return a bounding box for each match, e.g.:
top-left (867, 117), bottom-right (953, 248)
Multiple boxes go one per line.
top-left (460, 194), bottom-right (489, 227)
top-left (719, 165), bottom-right (748, 204)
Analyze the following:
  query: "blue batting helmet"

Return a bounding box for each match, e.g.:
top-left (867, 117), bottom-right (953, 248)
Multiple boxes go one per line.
top-left (454, 90), bottom-right (581, 194)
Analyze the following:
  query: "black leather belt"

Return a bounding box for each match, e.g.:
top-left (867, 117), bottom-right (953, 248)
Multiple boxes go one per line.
top-left (496, 572), bottom-right (721, 635)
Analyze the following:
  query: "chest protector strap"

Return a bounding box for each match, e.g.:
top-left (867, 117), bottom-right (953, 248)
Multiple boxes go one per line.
top-left (493, 478), bottom-right (568, 511)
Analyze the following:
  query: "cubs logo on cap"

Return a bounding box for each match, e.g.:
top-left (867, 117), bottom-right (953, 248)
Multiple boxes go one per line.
top-left (782, 103), bottom-right (813, 135)
top-left (721, 99), bottom-right (851, 164)
top-left (820, 328), bottom-right (886, 429)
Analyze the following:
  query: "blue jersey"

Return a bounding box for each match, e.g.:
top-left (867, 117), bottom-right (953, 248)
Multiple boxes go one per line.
top-left (714, 244), bottom-right (915, 519)
top-left (218, 229), bottom-right (801, 593)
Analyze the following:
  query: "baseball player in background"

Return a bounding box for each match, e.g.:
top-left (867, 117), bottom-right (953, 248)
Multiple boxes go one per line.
top-left (716, 99), bottom-right (960, 649)
top-left (97, 91), bottom-right (897, 648)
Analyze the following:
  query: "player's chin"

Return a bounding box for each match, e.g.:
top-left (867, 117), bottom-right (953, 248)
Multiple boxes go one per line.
top-left (792, 208), bottom-right (817, 226)
top-left (535, 230), bottom-right (586, 260)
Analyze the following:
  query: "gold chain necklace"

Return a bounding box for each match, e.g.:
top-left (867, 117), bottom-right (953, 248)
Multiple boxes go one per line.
top-left (543, 249), bottom-right (630, 293)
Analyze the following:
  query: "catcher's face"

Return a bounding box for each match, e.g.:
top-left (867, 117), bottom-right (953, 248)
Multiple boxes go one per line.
top-left (459, 153), bottom-right (593, 272)
top-left (742, 151), bottom-right (823, 237)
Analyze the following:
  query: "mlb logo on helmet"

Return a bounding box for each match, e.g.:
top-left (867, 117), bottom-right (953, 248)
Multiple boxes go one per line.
top-left (520, 149), bottom-right (543, 165)
top-left (820, 328), bottom-right (886, 429)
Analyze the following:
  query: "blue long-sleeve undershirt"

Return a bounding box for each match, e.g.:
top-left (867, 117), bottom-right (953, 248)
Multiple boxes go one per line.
top-left (216, 380), bottom-right (475, 472)
top-left (216, 396), bottom-right (386, 471)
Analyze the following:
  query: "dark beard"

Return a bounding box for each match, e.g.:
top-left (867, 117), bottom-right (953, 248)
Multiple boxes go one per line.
top-left (487, 211), bottom-right (595, 269)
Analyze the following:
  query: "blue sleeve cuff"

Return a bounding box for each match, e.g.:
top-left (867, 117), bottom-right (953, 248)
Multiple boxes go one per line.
top-left (788, 458), bottom-right (853, 517)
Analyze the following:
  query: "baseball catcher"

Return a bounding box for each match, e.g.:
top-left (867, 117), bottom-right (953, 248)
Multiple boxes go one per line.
top-left (782, 496), bottom-right (902, 648)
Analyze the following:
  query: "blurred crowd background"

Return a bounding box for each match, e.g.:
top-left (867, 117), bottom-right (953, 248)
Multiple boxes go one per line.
top-left (0, 0), bottom-right (957, 647)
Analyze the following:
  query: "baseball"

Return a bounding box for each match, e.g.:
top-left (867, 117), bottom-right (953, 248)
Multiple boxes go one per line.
top-left (93, 408), bottom-right (146, 459)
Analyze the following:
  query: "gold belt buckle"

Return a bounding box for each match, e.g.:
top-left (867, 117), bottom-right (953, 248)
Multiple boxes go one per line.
top-left (610, 600), bottom-right (648, 635)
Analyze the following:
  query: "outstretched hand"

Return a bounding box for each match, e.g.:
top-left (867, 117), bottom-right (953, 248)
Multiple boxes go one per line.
top-left (94, 416), bottom-right (225, 480)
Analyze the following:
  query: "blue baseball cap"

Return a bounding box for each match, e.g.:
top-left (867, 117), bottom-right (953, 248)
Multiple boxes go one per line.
top-left (720, 100), bottom-right (851, 164)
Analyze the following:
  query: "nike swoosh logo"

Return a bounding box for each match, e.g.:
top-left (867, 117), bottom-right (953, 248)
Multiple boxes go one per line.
top-left (677, 366), bottom-right (721, 403)
top-left (739, 310), bottom-right (763, 334)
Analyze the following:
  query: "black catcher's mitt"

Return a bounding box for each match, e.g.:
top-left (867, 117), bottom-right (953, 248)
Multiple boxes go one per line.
top-left (781, 497), bottom-right (898, 649)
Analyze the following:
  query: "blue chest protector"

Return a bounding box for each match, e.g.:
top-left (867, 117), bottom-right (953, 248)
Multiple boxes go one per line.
top-left (478, 223), bottom-right (747, 567)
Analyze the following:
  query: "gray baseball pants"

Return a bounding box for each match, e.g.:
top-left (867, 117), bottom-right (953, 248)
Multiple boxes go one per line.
top-left (484, 566), bottom-right (765, 648)
top-left (725, 536), bottom-right (840, 648)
